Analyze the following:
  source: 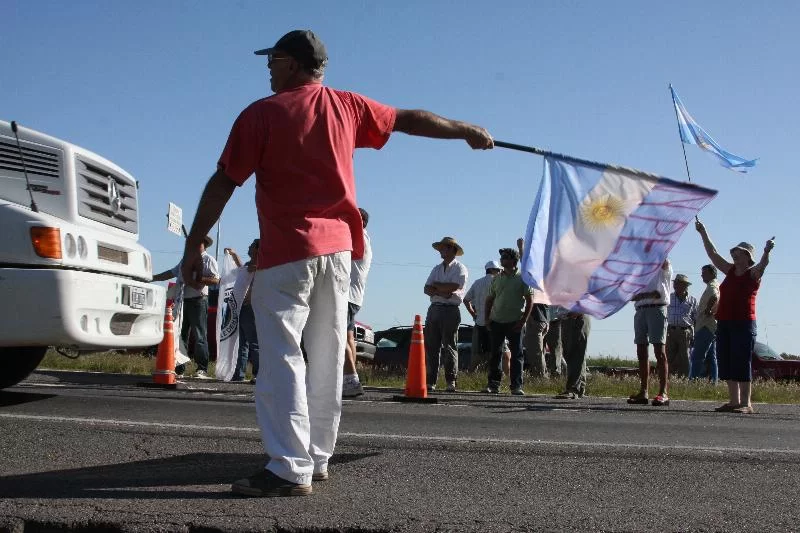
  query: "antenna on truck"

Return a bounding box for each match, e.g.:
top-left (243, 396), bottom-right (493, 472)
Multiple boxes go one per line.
top-left (10, 121), bottom-right (39, 213)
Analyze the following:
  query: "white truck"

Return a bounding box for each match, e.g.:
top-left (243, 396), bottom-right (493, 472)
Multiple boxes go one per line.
top-left (0, 120), bottom-right (166, 388)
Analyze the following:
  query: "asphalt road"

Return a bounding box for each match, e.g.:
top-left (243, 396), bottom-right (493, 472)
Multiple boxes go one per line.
top-left (1, 370), bottom-right (799, 532)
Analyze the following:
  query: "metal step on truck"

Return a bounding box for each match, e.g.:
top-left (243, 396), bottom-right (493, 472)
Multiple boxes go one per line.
top-left (0, 120), bottom-right (166, 388)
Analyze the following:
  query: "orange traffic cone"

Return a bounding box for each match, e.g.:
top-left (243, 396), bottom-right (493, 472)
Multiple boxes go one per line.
top-left (145, 303), bottom-right (178, 388)
top-left (393, 314), bottom-right (437, 403)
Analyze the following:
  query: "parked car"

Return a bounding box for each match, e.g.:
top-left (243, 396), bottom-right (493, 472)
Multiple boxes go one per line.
top-left (752, 341), bottom-right (800, 380)
top-left (588, 341), bottom-right (800, 380)
top-left (354, 321), bottom-right (376, 361)
top-left (372, 324), bottom-right (474, 370)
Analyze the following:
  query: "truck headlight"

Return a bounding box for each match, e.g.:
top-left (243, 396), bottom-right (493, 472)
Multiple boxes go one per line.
top-left (64, 233), bottom-right (77, 258)
top-left (77, 236), bottom-right (88, 259)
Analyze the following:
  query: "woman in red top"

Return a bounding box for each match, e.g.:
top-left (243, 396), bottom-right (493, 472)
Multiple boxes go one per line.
top-left (695, 220), bottom-right (775, 414)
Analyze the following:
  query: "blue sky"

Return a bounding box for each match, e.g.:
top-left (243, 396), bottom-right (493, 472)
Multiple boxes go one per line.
top-left (4, 1), bottom-right (799, 358)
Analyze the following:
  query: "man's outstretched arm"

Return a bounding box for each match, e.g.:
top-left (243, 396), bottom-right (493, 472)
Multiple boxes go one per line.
top-left (180, 169), bottom-right (237, 283)
top-left (393, 109), bottom-right (494, 150)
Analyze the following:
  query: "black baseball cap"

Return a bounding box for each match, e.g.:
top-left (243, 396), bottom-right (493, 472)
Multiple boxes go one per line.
top-left (254, 30), bottom-right (327, 69)
top-left (358, 208), bottom-right (369, 227)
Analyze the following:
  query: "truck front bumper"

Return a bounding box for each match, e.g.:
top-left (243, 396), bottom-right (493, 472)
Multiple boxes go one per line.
top-left (0, 268), bottom-right (166, 349)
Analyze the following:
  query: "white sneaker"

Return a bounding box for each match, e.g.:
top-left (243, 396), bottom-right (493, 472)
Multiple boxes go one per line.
top-left (342, 381), bottom-right (364, 398)
top-left (195, 370), bottom-right (213, 380)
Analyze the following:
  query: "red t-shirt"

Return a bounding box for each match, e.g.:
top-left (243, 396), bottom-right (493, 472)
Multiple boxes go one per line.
top-left (218, 82), bottom-right (396, 269)
top-left (716, 268), bottom-right (760, 321)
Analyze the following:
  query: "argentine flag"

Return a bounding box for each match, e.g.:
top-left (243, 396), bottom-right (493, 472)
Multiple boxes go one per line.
top-left (521, 156), bottom-right (717, 319)
top-left (671, 85), bottom-right (757, 173)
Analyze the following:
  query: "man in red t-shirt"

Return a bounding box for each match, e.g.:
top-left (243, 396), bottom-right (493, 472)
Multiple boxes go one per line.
top-left (179, 29), bottom-right (493, 497)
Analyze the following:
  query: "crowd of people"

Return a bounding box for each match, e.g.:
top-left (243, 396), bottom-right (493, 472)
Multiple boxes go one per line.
top-left (426, 236), bottom-right (592, 399)
top-left (168, 28), bottom-right (775, 499)
top-left (422, 220), bottom-right (774, 414)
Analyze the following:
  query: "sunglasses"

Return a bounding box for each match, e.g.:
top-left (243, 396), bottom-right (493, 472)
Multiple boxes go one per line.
top-left (267, 54), bottom-right (292, 68)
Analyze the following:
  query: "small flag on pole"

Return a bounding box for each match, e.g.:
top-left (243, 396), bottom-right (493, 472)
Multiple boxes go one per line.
top-left (521, 155), bottom-right (717, 319)
top-left (670, 85), bottom-right (757, 173)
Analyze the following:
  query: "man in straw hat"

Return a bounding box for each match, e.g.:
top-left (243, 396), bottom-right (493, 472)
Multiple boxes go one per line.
top-left (178, 28), bottom-right (493, 497)
top-left (424, 237), bottom-right (469, 392)
top-left (666, 273), bottom-right (698, 377)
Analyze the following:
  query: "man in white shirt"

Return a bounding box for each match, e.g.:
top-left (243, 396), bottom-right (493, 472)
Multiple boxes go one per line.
top-left (628, 258), bottom-right (672, 406)
top-left (464, 260), bottom-right (501, 370)
top-left (153, 235), bottom-right (220, 378)
top-left (689, 264), bottom-right (720, 382)
top-left (424, 236), bottom-right (468, 392)
top-left (342, 208), bottom-right (372, 398)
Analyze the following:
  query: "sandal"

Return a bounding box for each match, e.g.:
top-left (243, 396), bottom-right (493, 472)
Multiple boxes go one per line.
top-left (714, 403), bottom-right (738, 412)
top-left (627, 392), bottom-right (649, 405)
top-left (651, 394), bottom-right (670, 407)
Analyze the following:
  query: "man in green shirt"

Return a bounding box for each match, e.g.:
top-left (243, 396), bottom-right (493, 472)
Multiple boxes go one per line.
top-left (483, 247), bottom-right (533, 395)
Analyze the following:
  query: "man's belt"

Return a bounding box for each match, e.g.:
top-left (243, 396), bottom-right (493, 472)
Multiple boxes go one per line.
top-left (637, 303), bottom-right (667, 308)
top-left (668, 325), bottom-right (692, 330)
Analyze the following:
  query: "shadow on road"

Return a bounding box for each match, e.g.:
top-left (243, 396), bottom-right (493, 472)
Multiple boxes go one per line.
top-left (0, 390), bottom-right (56, 407)
top-left (0, 451), bottom-right (380, 499)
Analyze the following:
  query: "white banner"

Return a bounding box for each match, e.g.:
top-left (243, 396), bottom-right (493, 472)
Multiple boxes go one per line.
top-left (214, 253), bottom-right (254, 381)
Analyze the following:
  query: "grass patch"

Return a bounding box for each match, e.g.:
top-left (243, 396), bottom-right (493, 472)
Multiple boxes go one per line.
top-left (38, 350), bottom-right (800, 404)
top-left (359, 364), bottom-right (800, 404)
top-left (41, 349), bottom-right (155, 375)
top-left (39, 349), bottom-right (221, 378)
top-left (586, 355), bottom-right (637, 368)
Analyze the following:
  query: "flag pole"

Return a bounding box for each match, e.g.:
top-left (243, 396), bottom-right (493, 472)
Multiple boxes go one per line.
top-left (669, 84), bottom-right (693, 183)
top-left (215, 217), bottom-right (221, 263)
top-left (494, 140), bottom-right (667, 182)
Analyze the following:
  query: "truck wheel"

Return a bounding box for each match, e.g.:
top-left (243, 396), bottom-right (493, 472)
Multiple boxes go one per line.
top-left (0, 347), bottom-right (48, 389)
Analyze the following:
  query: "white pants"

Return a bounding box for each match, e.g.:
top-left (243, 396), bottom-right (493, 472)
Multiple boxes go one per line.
top-left (251, 251), bottom-right (350, 485)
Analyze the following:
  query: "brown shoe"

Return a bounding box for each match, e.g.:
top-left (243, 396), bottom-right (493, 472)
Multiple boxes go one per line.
top-left (714, 403), bottom-right (739, 412)
top-left (732, 405), bottom-right (755, 414)
top-left (312, 471), bottom-right (329, 482)
top-left (627, 392), bottom-right (649, 405)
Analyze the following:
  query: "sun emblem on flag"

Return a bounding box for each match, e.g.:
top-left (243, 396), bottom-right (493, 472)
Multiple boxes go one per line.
top-left (580, 195), bottom-right (625, 230)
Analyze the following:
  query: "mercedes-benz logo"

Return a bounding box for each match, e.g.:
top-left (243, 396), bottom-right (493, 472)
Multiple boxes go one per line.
top-left (108, 179), bottom-right (122, 214)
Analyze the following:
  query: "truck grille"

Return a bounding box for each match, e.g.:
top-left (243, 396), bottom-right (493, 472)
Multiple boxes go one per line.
top-left (98, 244), bottom-right (129, 265)
top-left (0, 140), bottom-right (60, 178)
top-left (76, 156), bottom-right (138, 233)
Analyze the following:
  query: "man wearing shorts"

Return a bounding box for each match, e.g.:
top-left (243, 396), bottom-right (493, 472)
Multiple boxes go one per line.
top-left (628, 259), bottom-right (673, 406)
top-left (342, 208), bottom-right (372, 398)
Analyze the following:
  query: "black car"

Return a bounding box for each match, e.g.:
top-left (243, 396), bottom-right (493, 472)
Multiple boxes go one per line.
top-left (372, 324), bottom-right (474, 370)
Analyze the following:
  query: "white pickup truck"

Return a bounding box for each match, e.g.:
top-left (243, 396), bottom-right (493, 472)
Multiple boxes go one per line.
top-left (0, 120), bottom-right (166, 388)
